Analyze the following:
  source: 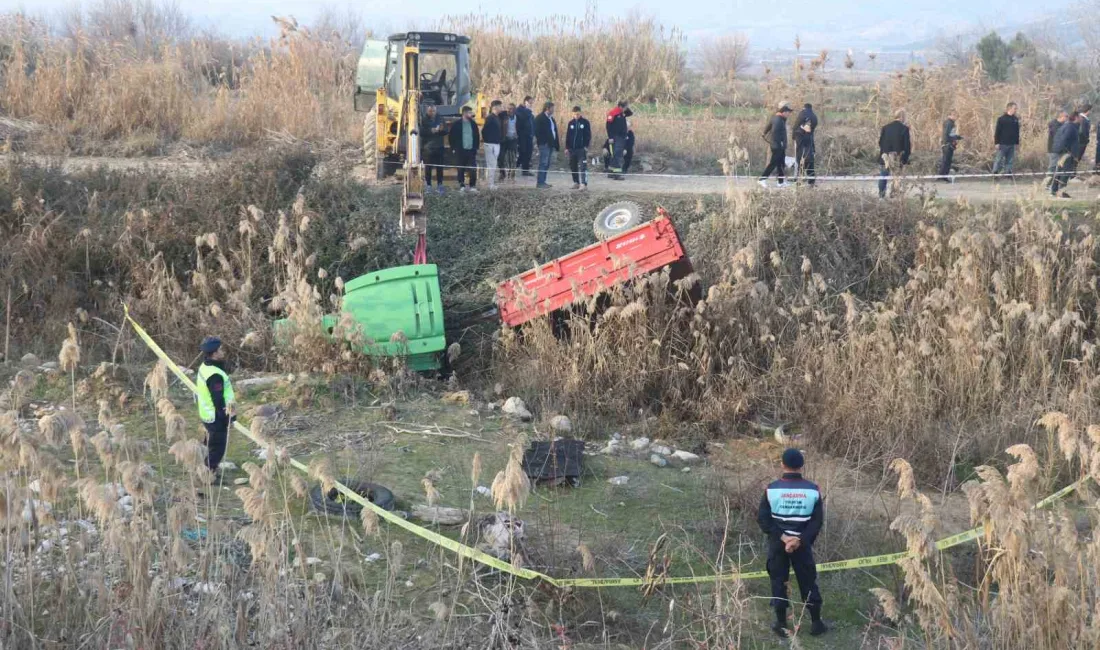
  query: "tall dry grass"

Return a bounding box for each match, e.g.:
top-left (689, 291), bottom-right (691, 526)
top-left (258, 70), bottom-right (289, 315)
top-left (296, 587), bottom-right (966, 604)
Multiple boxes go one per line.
top-left (496, 188), bottom-right (1100, 482)
top-left (440, 12), bottom-right (684, 104)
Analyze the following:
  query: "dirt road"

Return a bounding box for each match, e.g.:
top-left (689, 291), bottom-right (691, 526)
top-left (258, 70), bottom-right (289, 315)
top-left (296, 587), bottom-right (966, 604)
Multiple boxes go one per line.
top-left (11, 154), bottom-right (1100, 203)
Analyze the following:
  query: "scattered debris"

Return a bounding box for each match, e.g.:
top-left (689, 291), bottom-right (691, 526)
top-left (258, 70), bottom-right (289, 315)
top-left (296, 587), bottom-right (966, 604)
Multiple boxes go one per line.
top-left (411, 505), bottom-right (468, 525)
top-left (549, 415), bottom-right (572, 433)
top-left (477, 512), bottom-right (526, 563)
top-left (219, 461), bottom-right (238, 471)
top-left (630, 437), bottom-right (651, 451)
top-left (608, 476), bottom-right (630, 486)
top-left (671, 450), bottom-right (701, 464)
top-left (501, 397), bottom-right (532, 422)
top-left (236, 376), bottom-right (280, 390)
top-left (650, 444), bottom-right (673, 456)
top-left (474, 485), bottom-right (492, 497)
top-left (649, 454), bottom-right (669, 468)
top-left (365, 552), bottom-right (383, 562)
top-left (442, 390), bottom-right (471, 405)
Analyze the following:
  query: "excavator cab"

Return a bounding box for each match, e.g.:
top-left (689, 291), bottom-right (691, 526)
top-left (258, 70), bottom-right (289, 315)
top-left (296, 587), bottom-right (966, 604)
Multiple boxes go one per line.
top-left (355, 32), bottom-right (482, 179)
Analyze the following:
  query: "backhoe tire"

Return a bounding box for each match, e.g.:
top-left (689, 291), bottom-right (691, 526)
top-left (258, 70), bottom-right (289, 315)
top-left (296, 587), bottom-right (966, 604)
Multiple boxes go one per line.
top-left (363, 114), bottom-right (382, 181)
top-left (593, 201), bottom-right (645, 239)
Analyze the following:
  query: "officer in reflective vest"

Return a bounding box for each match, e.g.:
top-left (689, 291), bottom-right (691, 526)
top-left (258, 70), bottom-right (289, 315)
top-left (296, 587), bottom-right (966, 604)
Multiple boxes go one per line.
top-left (196, 336), bottom-right (235, 478)
top-left (757, 448), bottom-right (827, 638)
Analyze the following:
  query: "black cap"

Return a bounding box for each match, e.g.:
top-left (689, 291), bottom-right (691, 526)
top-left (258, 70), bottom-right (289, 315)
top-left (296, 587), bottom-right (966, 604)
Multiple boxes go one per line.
top-left (782, 448), bottom-right (805, 469)
top-left (804, 103), bottom-right (812, 109)
top-left (200, 336), bottom-right (222, 355)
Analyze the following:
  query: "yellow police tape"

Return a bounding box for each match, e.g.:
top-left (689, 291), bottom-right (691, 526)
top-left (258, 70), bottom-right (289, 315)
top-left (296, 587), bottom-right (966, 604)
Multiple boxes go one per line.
top-left (123, 307), bottom-right (1091, 589)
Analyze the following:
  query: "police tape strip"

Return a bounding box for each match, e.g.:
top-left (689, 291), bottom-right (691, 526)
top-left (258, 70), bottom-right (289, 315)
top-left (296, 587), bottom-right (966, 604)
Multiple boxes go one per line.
top-left (123, 306), bottom-right (1091, 589)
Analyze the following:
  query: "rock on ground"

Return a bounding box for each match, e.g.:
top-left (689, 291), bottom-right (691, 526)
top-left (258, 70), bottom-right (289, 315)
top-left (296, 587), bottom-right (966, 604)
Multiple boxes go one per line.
top-left (650, 444), bottom-right (673, 456)
top-left (649, 454), bottom-right (668, 468)
top-left (502, 397), bottom-right (532, 422)
top-left (631, 437), bottom-right (651, 451)
top-left (608, 476), bottom-right (630, 486)
top-left (411, 505), bottom-right (468, 525)
top-left (20, 353), bottom-right (40, 367)
top-left (671, 450), bottom-right (701, 464)
top-left (237, 376), bottom-right (280, 390)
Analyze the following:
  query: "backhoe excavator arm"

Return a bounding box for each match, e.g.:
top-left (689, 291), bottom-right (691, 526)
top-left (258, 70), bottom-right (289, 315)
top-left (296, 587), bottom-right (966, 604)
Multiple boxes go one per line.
top-left (397, 44), bottom-right (427, 263)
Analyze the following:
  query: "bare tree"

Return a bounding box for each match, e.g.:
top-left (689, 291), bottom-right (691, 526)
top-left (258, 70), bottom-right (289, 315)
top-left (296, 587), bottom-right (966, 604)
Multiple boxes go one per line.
top-left (933, 33), bottom-right (973, 67)
top-left (698, 33), bottom-right (751, 82)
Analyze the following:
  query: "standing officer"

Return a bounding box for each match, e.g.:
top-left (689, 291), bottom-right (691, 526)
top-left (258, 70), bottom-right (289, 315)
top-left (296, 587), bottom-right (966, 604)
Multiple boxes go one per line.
top-left (197, 336), bottom-right (235, 480)
top-left (566, 105), bottom-right (592, 189)
top-left (757, 448), bottom-right (827, 638)
top-left (938, 111), bottom-right (963, 182)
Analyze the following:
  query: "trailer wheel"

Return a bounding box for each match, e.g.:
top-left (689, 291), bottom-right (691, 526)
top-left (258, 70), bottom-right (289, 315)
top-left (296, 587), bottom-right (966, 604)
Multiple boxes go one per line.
top-left (593, 202), bottom-right (644, 239)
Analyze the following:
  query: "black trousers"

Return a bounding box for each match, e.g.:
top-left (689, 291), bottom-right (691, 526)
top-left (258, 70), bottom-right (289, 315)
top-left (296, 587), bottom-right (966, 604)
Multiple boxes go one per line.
top-left (797, 142), bottom-right (815, 185)
top-left (609, 136), bottom-right (626, 173)
top-left (761, 147), bottom-right (786, 182)
top-left (1051, 154), bottom-right (1075, 194)
top-left (569, 148), bottom-right (588, 184)
top-left (623, 148), bottom-right (633, 173)
top-left (457, 150), bottom-right (477, 187)
top-left (425, 148), bottom-right (444, 186)
top-left (203, 418), bottom-right (229, 471)
top-left (518, 136), bottom-right (533, 171)
top-left (767, 539), bottom-right (822, 616)
top-left (938, 144), bottom-right (955, 178)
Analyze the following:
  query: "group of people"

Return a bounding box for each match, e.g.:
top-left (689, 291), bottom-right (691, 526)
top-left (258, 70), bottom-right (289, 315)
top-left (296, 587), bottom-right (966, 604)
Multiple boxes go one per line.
top-left (759, 98), bottom-right (1100, 199)
top-left (419, 98), bottom-right (637, 193)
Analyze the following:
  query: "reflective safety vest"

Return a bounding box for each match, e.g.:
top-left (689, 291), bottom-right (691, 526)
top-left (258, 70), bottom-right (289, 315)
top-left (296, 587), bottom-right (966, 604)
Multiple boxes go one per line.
top-left (196, 363), bottom-right (234, 424)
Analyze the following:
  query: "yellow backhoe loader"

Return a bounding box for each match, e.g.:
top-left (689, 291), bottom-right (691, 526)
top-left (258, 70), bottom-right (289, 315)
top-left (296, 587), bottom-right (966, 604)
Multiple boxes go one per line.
top-left (354, 32), bottom-right (487, 260)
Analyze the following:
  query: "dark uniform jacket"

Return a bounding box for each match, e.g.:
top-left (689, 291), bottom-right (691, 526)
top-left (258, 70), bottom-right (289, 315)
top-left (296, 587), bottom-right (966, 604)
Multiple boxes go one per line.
top-left (994, 113), bottom-right (1020, 146)
top-left (757, 472), bottom-right (824, 545)
top-left (879, 120), bottom-right (912, 164)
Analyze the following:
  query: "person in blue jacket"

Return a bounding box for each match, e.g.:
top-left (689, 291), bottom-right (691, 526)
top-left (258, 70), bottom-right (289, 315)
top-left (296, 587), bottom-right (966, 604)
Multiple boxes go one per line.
top-left (757, 448), bottom-right (827, 638)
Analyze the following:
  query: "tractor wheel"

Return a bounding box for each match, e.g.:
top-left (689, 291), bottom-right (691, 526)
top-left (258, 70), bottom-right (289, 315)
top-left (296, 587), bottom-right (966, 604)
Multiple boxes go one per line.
top-left (363, 114), bottom-right (382, 181)
top-left (593, 201), bottom-right (645, 239)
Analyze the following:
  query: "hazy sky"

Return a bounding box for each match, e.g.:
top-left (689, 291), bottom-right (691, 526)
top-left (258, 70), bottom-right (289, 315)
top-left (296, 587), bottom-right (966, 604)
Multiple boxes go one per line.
top-left (0, 0), bottom-right (1079, 49)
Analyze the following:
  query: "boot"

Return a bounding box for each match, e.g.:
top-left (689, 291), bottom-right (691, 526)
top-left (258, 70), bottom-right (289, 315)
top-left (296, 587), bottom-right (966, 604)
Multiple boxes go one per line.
top-left (771, 608), bottom-right (789, 638)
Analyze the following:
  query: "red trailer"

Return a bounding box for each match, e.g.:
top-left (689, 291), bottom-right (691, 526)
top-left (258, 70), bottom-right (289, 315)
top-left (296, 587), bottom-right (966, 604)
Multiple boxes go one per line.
top-left (496, 206), bottom-right (695, 328)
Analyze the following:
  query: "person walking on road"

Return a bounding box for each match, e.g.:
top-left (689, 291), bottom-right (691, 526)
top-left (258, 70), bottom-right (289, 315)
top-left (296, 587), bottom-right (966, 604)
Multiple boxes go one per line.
top-left (516, 96), bottom-right (536, 177)
top-left (794, 102), bottom-right (818, 185)
top-left (993, 102), bottom-right (1020, 177)
top-left (566, 105), bottom-right (592, 189)
top-left (878, 109), bottom-right (911, 199)
top-left (197, 336), bottom-right (235, 481)
top-left (449, 105), bottom-right (480, 193)
top-left (500, 103), bottom-right (518, 182)
top-left (606, 100), bottom-right (633, 180)
top-left (1051, 111), bottom-right (1081, 198)
top-left (534, 101), bottom-right (559, 188)
top-left (938, 111), bottom-right (963, 182)
top-left (1047, 111), bottom-right (1068, 186)
top-left (481, 100), bottom-right (504, 189)
top-left (758, 448), bottom-right (827, 639)
top-left (420, 105), bottom-right (447, 194)
top-left (759, 101), bottom-right (793, 188)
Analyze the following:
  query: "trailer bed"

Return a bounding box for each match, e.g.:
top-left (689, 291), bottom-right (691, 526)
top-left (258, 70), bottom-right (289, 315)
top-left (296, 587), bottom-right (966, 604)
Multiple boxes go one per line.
top-left (496, 209), bottom-right (692, 328)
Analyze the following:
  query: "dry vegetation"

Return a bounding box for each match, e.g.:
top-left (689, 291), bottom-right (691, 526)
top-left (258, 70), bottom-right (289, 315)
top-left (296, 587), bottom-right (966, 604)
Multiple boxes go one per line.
top-left (3, 2), bottom-right (1100, 647)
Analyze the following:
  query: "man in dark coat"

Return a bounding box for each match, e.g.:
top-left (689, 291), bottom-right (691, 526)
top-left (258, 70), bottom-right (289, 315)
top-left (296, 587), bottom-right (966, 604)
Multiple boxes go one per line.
top-left (448, 105), bottom-right (480, 192)
top-left (1051, 112), bottom-right (1081, 198)
top-left (758, 101), bottom-right (792, 188)
top-left (565, 105), bottom-right (592, 189)
top-left (794, 103), bottom-right (818, 185)
top-left (515, 96), bottom-right (536, 176)
top-left (605, 100), bottom-right (633, 180)
top-left (992, 102), bottom-right (1020, 176)
top-left (878, 109), bottom-right (911, 199)
top-left (937, 112), bottom-right (963, 182)
top-left (757, 448), bottom-right (827, 638)
top-left (1073, 103), bottom-right (1091, 179)
top-left (534, 101), bottom-right (559, 188)
top-left (1047, 111), bottom-right (1067, 186)
top-left (420, 105), bottom-right (447, 193)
